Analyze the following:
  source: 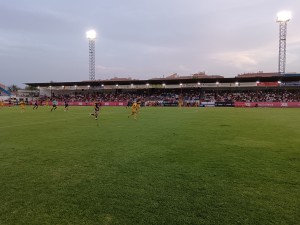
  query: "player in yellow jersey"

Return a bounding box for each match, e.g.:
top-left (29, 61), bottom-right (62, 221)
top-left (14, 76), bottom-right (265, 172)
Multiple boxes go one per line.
top-left (45, 99), bottom-right (49, 107)
top-left (20, 100), bottom-right (25, 112)
top-left (178, 97), bottom-right (183, 109)
top-left (128, 102), bottom-right (138, 120)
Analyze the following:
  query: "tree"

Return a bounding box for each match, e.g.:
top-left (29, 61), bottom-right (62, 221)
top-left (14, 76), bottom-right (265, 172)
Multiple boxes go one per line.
top-left (8, 84), bottom-right (20, 92)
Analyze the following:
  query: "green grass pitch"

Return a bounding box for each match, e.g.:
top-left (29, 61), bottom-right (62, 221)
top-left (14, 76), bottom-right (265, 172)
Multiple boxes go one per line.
top-left (0, 106), bottom-right (299, 225)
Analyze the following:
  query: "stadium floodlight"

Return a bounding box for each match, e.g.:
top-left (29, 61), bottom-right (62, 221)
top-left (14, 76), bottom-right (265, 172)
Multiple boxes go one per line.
top-left (86, 29), bottom-right (96, 81)
top-left (256, 81), bottom-right (260, 84)
top-left (37, 86), bottom-right (40, 89)
top-left (62, 85), bottom-right (64, 88)
top-left (87, 85), bottom-right (90, 88)
top-left (197, 82), bottom-right (200, 86)
top-left (278, 81), bottom-right (282, 84)
top-left (162, 83), bottom-right (166, 87)
top-left (276, 11), bottom-right (291, 74)
top-left (116, 84), bottom-right (119, 87)
top-left (179, 83), bottom-right (183, 86)
top-left (146, 83), bottom-right (150, 87)
top-left (216, 81), bottom-right (220, 85)
top-left (86, 30), bottom-right (97, 39)
top-left (277, 11), bottom-right (291, 22)
top-left (101, 84), bottom-right (104, 87)
top-left (235, 82), bottom-right (239, 86)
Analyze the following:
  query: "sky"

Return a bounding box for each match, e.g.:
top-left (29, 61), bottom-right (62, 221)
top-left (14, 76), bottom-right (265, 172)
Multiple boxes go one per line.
top-left (0, 0), bottom-right (299, 87)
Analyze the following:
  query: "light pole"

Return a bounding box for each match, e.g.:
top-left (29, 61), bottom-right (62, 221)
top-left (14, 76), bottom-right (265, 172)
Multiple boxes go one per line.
top-left (276, 11), bottom-right (291, 74)
top-left (86, 30), bottom-right (96, 81)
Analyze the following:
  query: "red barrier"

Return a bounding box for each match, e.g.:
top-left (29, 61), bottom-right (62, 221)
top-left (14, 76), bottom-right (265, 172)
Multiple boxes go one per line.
top-left (257, 82), bottom-right (279, 87)
top-left (235, 102), bottom-right (300, 108)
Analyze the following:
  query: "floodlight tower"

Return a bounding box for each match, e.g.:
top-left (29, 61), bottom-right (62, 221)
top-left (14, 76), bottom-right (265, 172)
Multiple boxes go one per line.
top-left (86, 30), bottom-right (96, 81)
top-left (276, 11), bottom-right (291, 75)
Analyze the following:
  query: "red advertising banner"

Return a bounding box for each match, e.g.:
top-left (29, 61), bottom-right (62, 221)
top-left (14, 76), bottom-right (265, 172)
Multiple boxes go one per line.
top-left (235, 102), bottom-right (300, 108)
top-left (257, 82), bottom-right (279, 87)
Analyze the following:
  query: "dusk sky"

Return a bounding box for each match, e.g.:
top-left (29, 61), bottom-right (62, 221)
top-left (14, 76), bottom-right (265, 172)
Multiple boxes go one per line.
top-left (0, 0), bottom-right (299, 87)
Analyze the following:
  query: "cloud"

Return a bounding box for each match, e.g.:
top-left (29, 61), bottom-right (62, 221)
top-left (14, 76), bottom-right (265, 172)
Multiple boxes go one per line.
top-left (289, 34), bottom-right (300, 48)
top-left (213, 52), bottom-right (258, 70)
top-left (96, 65), bottom-right (127, 73)
top-left (1, 0), bottom-right (300, 86)
top-left (0, 3), bottom-right (80, 36)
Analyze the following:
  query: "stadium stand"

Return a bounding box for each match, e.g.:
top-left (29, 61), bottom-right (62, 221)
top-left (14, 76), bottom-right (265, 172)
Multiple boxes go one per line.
top-left (22, 71), bottom-right (300, 107)
top-left (34, 89), bottom-right (300, 105)
top-left (0, 83), bottom-right (11, 96)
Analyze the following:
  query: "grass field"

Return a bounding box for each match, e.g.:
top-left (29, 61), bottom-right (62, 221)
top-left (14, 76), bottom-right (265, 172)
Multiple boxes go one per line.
top-left (0, 106), bottom-right (299, 225)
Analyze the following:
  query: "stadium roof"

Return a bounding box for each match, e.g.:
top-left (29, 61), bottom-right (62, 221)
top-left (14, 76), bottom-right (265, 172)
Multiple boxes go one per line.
top-left (25, 75), bottom-right (300, 87)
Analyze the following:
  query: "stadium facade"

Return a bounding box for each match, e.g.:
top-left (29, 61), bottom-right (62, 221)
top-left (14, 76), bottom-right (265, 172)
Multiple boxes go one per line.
top-left (26, 72), bottom-right (300, 94)
top-left (19, 72), bottom-right (300, 108)
top-left (26, 72), bottom-right (300, 90)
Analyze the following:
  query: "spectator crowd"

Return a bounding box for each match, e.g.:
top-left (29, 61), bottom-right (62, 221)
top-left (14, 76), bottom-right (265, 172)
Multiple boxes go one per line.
top-left (35, 89), bottom-right (300, 106)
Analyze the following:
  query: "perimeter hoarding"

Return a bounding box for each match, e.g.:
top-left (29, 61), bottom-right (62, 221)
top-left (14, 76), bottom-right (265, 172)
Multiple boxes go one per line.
top-left (235, 102), bottom-right (300, 108)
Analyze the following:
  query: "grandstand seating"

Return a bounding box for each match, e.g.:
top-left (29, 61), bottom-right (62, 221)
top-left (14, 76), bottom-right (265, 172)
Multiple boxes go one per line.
top-left (0, 84), bottom-right (11, 96)
top-left (41, 89), bottom-right (300, 104)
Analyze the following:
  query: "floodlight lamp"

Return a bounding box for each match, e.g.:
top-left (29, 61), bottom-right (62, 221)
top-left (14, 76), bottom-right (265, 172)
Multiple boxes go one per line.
top-left (162, 83), bottom-right (166, 87)
top-left (75, 85), bottom-right (77, 88)
top-left (88, 85), bottom-right (90, 88)
top-left (235, 82), bottom-right (239, 86)
top-left (180, 83), bottom-right (183, 86)
top-left (197, 82), bottom-right (200, 85)
top-left (216, 81), bottom-right (220, 85)
top-left (256, 81), bottom-right (260, 84)
top-left (101, 84), bottom-right (104, 87)
top-left (277, 11), bottom-right (291, 22)
top-left (116, 84), bottom-right (119, 87)
top-left (37, 86), bottom-right (40, 89)
top-left (86, 30), bottom-right (96, 39)
top-left (278, 81), bottom-right (282, 84)
top-left (146, 83), bottom-right (149, 86)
